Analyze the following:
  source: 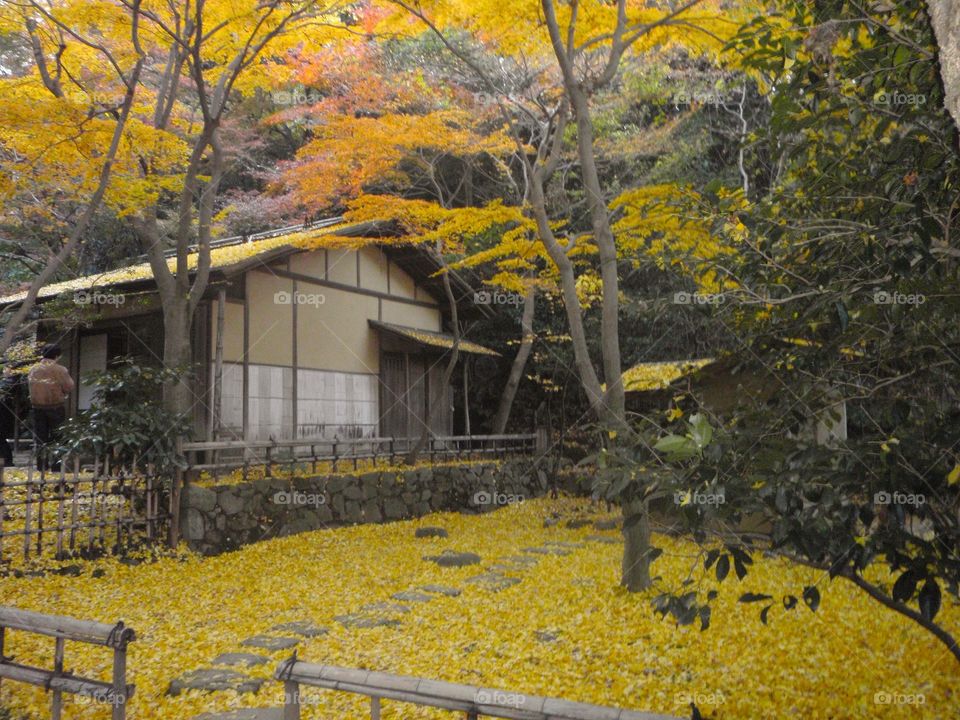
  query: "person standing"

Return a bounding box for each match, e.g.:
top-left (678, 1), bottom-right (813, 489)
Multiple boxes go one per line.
top-left (28, 344), bottom-right (74, 472)
top-left (0, 365), bottom-right (16, 467)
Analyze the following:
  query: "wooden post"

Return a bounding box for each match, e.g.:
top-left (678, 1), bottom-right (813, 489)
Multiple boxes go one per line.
top-left (284, 679), bottom-right (301, 720)
top-left (69, 457), bottom-right (80, 551)
top-left (0, 464), bottom-right (5, 563)
top-left (55, 465), bottom-right (66, 558)
top-left (169, 437), bottom-right (183, 548)
top-left (371, 696), bottom-right (381, 720)
top-left (210, 289), bottom-right (226, 462)
top-left (463, 358), bottom-right (471, 437)
top-left (23, 465), bottom-right (33, 560)
top-left (52, 636), bottom-right (64, 720)
top-left (112, 646), bottom-right (127, 720)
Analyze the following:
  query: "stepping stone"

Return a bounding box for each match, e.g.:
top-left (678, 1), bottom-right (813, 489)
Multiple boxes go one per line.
top-left (594, 519), bottom-right (620, 530)
top-left (544, 540), bottom-right (585, 548)
top-left (522, 546), bottom-right (571, 556)
top-left (421, 584), bottom-right (462, 597)
top-left (415, 526), bottom-right (449, 538)
top-left (566, 519), bottom-right (593, 529)
top-left (391, 590), bottom-right (433, 603)
top-left (211, 652), bottom-right (270, 668)
top-left (362, 601), bottom-right (410, 614)
top-left (535, 630), bottom-right (560, 643)
top-left (268, 620), bottom-right (328, 638)
top-left (168, 668), bottom-right (263, 696)
top-left (240, 635), bottom-right (299, 651)
top-left (586, 534), bottom-right (620, 544)
top-left (504, 555), bottom-right (539, 566)
top-left (424, 550), bottom-right (481, 567)
top-left (193, 710), bottom-right (284, 720)
top-left (466, 572), bottom-right (522, 591)
top-left (335, 613), bottom-right (401, 629)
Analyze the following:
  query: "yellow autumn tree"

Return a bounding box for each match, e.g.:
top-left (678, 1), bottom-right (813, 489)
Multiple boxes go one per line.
top-left (371, 0), bottom-right (751, 592)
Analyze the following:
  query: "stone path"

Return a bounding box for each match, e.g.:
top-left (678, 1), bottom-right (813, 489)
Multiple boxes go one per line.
top-left (184, 511), bottom-right (622, 718)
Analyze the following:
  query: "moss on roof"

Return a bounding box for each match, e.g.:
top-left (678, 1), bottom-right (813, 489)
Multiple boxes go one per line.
top-left (0, 223), bottom-right (373, 306)
top-left (622, 358), bottom-right (714, 392)
top-left (370, 321), bottom-right (499, 357)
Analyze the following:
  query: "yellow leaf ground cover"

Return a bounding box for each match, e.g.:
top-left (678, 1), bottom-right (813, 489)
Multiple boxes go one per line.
top-left (1, 497), bottom-right (958, 719)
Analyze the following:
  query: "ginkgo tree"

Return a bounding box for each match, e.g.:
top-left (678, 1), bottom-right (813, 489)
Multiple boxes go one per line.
top-left (370, 0), bottom-right (741, 591)
top-left (0, 0), bottom-right (149, 355)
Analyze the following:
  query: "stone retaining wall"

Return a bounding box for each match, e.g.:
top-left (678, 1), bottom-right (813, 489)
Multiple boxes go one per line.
top-left (180, 460), bottom-right (545, 555)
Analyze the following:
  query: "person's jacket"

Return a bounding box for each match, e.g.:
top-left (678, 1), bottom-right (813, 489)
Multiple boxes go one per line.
top-left (28, 360), bottom-right (74, 409)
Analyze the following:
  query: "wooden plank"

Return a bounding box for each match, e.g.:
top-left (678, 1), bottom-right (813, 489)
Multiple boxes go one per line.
top-left (0, 660), bottom-right (133, 700)
top-left (277, 663), bottom-right (680, 720)
top-left (0, 607), bottom-right (134, 647)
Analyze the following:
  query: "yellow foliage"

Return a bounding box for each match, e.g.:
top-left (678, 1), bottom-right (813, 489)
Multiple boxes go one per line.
top-left (613, 184), bottom-right (736, 294)
top-left (375, 0), bottom-right (739, 64)
top-left (285, 111), bottom-right (514, 210)
top-left (1, 497), bottom-right (958, 718)
top-left (622, 358), bottom-right (713, 392)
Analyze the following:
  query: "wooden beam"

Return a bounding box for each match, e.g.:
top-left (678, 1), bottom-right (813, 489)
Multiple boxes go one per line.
top-left (242, 277), bottom-right (250, 442)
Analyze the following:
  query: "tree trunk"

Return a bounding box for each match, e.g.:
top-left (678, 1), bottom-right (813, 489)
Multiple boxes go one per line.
top-left (928, 0), bottom-right (960, 135)
top-left (492, 287), bottom-right (536, 434)
top-left (621, 497), bottom-right (652, 592)
top-left (162, 298), bottom-right (194, 548)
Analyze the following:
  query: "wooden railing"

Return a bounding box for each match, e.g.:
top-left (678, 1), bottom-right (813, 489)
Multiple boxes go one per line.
top-left (0, 459), bottom-right (165, 563)
top-left (0, 606), bottom-right (135, 720)
top-left (181, 433), bottom-right (539, 481)
top-left (274, 657), bottom-right (679, 720)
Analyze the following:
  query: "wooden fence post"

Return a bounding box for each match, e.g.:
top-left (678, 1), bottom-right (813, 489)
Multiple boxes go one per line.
top-left (112, 645), bottom-right (127, 720)
top-left (371, 696), bottom-right (381, 719)
top-left (52, 636), bottom-right (64, 720)
top-left (170, 436), bottom-right (184, 549)
top-left (284, 679), bottom-right (301, 720)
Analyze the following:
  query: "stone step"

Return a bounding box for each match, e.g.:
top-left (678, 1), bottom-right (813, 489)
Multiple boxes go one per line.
top-left (268, 620), bottom-right (329, 638)
top-left (334, 613), bottom-right (402, 629)
top-left (193, 709), bottom-right (284, 720)
top-left (420, 584), bottom-right (462, 597)
top-left (168, 668), bottom-right (264, 696)
top-left (211, 652), bottom-right (270, 668)
top-left (466, 572), bottom-right (522, 591)
top-left (240, 635), bottom-right (300, 651)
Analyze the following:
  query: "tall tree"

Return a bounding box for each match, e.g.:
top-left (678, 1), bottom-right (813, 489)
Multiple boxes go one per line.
top-left (0, 1), bottom-right (147, 354)
top-left (381, 0), bottom-right (736, 590)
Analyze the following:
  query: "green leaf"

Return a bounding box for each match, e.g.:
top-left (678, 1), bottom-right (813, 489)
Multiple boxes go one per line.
top-left (918, 579), bottom-right (941, 621)
top-left (760, 604), bottom-right (773, 624)
top-left (892, 570), bottom-right (918, 603)
top-left (716, 554), bottom-right (730, 581)
top-left (688, 413), bottom-right (713, 449)
top-left (653, 434), bottom-right (698, 461)
top-left (704, 548), bottom-right (720, 570)
top-left (734, 556), bottom-right (749, 581)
